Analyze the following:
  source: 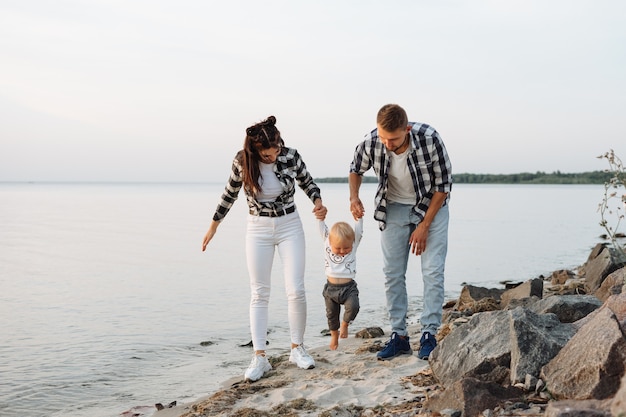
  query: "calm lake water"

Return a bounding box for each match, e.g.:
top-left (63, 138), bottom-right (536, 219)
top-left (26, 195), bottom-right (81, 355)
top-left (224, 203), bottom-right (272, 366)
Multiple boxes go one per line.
top-left (0, 182), bottom-right (609, 417)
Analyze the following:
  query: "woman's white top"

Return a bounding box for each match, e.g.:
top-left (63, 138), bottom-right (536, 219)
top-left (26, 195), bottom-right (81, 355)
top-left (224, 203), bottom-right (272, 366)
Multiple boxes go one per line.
top-left (256, 162), bottom-right (283, 202)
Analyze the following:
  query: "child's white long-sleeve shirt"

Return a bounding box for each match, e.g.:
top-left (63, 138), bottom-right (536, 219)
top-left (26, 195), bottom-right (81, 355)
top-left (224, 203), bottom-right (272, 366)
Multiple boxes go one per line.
top-left (319, 218), bottom-right (363, 279)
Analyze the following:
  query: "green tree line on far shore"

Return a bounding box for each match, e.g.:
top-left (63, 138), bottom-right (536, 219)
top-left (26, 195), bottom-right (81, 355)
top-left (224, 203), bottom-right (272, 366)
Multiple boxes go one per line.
top-left (315, 171), bottom-right (613, 184)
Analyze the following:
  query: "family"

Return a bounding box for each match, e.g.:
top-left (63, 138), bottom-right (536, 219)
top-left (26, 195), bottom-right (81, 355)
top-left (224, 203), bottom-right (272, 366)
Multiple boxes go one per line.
top-left (201, 104), bottom-right (453, 382)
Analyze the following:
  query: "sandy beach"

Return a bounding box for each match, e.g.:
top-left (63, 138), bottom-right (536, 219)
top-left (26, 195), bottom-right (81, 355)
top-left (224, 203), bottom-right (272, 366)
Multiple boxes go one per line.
top-left (150, 324), bottom-right (434, 417)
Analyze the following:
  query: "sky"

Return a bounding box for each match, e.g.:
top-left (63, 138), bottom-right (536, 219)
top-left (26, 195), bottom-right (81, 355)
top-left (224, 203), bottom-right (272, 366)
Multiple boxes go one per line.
top-left (1, 0), bottom-right (625, 182)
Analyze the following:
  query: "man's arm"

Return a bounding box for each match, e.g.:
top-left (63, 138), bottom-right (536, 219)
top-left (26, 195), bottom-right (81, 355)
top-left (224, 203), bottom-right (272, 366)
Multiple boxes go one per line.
top-left (349, 172), bottom-right (364, 220)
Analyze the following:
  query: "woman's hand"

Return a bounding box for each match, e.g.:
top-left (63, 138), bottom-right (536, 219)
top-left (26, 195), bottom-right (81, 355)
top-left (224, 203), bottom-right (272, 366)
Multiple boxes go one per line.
top-left (312, 199), bottom-right (327, 220)
top-left (202, 221), bottom-right (220, 251)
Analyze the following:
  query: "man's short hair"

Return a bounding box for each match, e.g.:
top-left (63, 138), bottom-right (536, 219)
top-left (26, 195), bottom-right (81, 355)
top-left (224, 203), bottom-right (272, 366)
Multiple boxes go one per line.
top-left (377, 104), bottom-right (408, 132)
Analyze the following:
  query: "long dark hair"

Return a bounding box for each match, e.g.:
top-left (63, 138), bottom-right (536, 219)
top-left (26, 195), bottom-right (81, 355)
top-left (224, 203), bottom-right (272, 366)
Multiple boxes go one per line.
top-left (240, 115), bottom-right (284, 194)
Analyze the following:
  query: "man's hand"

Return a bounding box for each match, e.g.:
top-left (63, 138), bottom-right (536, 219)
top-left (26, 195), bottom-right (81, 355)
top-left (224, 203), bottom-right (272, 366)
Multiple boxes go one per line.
top-left (409, 223), bottom-right (429, 256)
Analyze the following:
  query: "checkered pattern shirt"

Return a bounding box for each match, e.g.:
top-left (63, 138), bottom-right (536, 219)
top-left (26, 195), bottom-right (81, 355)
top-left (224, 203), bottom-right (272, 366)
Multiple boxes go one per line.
top-left (349, 122), bottom-right (453, 229)
top-left (212, 147), bottom-right (321, 221)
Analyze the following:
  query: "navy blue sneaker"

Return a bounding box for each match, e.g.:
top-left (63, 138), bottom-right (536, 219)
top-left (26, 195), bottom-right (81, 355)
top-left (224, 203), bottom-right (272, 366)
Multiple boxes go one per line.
top-left (418, 332), bottom-right (437, 360)
top-left (376, 332), bottom-right (412, 360)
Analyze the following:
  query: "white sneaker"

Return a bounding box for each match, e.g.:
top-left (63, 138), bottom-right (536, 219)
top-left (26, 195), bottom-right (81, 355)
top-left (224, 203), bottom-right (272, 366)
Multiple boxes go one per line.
top-left (289, 345), bottom-right (315, 369)
top-left (244, 354), bottom-right (272, 382)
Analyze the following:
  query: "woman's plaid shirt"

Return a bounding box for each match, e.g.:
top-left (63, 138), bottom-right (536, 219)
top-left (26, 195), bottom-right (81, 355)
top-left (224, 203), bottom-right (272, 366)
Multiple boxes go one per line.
top-left (212, 147), bottom-right (321, 222)
top-left (349, 122), bottom-right (453, 230)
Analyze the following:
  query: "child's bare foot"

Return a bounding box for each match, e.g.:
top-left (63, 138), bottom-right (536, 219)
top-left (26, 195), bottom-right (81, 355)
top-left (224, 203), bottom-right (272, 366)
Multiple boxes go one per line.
top-left (339, 321), bottom-right (349, 339)
top-left (330, 330), bottom-right (339, 350)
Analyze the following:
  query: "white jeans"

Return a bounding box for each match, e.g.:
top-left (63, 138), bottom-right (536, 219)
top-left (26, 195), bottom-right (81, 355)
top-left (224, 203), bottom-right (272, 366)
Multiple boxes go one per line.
top-left (246, 211), bottom-right (307, 351)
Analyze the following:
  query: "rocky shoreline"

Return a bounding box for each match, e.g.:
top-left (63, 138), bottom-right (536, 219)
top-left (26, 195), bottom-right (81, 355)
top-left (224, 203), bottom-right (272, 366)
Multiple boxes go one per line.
top-left (425, 242), bottom-right (626, 416)
top-left (149, 242), bottom-right (626, 417)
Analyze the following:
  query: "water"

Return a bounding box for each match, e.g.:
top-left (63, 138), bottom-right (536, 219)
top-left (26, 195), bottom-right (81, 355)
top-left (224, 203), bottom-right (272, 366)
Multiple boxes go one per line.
top-left (0, 182), bottom-right (609, 417)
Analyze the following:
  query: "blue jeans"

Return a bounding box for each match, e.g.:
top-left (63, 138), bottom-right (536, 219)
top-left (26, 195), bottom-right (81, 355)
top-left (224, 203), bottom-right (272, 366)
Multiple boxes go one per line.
top-left (381, 202), bottom-right (449, 337)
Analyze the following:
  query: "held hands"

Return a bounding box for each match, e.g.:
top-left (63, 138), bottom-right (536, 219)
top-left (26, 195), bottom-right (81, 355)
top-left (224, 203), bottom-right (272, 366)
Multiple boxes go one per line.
top-left (312, 199), bottom-right (327, 220)
top-left (349, 197), bottom-right (365, 221)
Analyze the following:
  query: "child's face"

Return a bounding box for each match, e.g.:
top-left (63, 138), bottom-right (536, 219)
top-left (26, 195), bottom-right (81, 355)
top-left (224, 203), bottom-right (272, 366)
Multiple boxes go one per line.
top-left (329, 237), bottom-right (353, 256)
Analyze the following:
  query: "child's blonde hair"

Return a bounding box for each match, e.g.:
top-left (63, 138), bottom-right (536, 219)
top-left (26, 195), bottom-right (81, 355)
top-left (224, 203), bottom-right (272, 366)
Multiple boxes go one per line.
top-left (329, 222), bottom-right (355, 243)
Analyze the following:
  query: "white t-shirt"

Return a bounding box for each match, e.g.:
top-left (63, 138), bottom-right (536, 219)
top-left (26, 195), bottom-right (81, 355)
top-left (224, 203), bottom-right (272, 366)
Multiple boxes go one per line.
top-left (318, 218), bottom-right (363, 279)
top-left (256, 162), bottom-right (283, 202)
top-left (386, 148), bottom-right (417, 204)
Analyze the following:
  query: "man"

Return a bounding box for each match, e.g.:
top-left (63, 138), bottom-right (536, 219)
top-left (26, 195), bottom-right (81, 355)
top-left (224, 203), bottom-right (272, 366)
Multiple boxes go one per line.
top-left (349, 104), bottom-right (452, 360)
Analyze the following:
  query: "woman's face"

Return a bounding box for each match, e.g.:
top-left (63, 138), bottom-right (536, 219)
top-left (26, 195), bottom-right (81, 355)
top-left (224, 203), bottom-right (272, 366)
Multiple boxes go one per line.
top-left (258, 146), bottom-right (281, 163)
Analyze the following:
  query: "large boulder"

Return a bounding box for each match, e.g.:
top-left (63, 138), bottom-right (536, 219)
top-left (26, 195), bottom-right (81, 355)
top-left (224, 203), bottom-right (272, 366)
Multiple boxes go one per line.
top-left (431, 307), bottom-right (575, 387)
top-left (509, 307), bottom-right (575, 384)
top-left (423, 377), bottom-right (524, 417)
top-left (541, 306), bottom-right (626, 400)
top-left (430, 310), bottom-right (511, 387)
top-left (580, 244), bottom-right (624, 294)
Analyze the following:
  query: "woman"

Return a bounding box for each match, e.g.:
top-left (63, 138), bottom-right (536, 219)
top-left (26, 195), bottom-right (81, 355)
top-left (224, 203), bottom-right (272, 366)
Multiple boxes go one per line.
top-left (202, 115), bottom-right (327, 382)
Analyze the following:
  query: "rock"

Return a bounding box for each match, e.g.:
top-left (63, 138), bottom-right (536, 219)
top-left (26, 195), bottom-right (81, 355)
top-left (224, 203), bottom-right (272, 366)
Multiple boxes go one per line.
top-left (440, 408), bottom-right (462, 417)
top-left (431, 306), bottom-right (576, 387)
top-left (528, 294), bottom-right (602, 323)
top-left (523, 374), bottom-right (537, 391)
top-left (500, 278), bottom-right (543, 308)
top-left (504, 295), bottom-right (541, 310)
top-left (544, 399), bottom-right (612, 416)
top-left (580, 244), bottom-right (624, 294)
top-left (430, 310), bottom-right (512, 387)
top-left (574, 292), bottom-right (626, 333)
top-left (155, 401), bottom-right (176, 410)
top-left (611, 373), bottom-right (626, 416)
top-left (238, 340), bottom-right (269, 347)
top-left (550, 269), bottom-right (575, 285)
top-left (587, 243), bottom-right (606, 260)
top-left (541, 307), bottom-right (626, 400)
top-left (455, 285), bottom-right (504, 311)
top-left (509, 307), bottom-right (576, 384)
top-left (595, 266), bottom-right (625, 302)
top-left (547, 278), bottom-right (588, 296)
top-left (355, 327), bottom-right (384, 338)
top-left (423, 377), bottom-right (524, 417)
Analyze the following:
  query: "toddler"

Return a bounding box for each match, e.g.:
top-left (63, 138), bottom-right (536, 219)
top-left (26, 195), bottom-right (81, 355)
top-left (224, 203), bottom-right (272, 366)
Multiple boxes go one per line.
top-left (319, 218), bottom-right (363, 350)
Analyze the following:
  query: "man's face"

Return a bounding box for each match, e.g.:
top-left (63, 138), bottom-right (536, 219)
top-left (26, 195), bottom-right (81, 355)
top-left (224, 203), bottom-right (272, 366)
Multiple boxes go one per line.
top-left (377, 125), bottom-right (410, 154)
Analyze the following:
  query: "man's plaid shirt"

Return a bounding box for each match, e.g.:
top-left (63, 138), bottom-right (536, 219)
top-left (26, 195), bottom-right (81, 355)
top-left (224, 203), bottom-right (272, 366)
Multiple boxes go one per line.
top-left (212, 147), bottom-right (321, 221)
top-left (349, 122), bottom-right (453, 230)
